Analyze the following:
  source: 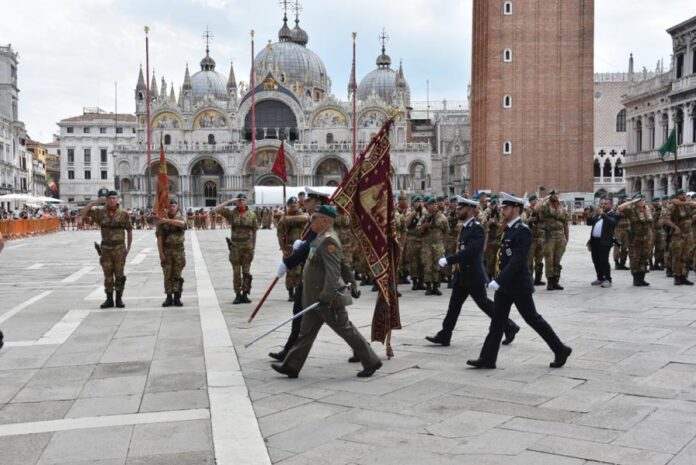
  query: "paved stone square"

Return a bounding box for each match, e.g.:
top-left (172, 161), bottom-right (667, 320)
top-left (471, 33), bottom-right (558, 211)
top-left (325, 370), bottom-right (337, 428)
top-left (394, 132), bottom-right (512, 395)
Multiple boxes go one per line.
top-left (1, 225), bottom-right (695, 464)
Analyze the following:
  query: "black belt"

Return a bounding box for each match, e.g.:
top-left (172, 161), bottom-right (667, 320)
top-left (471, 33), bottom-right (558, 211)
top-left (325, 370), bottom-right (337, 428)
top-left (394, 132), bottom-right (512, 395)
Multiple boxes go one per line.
top-left (101, 240), bottom-right (125, 247)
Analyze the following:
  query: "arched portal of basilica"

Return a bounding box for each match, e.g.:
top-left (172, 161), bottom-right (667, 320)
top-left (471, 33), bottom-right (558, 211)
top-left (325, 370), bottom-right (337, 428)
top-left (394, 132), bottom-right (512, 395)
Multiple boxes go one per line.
top-left (190, 159), bottom-right (225, 206)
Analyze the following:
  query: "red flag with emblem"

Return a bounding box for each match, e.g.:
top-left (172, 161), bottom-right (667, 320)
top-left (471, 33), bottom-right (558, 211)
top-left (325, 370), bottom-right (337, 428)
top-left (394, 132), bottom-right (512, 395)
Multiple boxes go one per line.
top-left (332, 119), bottom-right (400, 358)
top-left (153, 135), bottom-right (169, 217)
top-left (272, 141), bottom-right (288, 183)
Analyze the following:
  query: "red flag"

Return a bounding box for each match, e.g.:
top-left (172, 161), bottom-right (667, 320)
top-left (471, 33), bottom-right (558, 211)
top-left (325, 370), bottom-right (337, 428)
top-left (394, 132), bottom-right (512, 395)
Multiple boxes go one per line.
top-left (332, 119), bottom-right (400, 357)
top-left (272, 142), bottom-right (288, 182)
top-left (153, 135), bottom-right (169, 217)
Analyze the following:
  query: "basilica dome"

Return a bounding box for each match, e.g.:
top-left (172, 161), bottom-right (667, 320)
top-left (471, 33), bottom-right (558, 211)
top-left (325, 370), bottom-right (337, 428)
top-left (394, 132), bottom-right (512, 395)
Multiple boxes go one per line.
top-left (191, 50), bottom-right (229, 103)
top-left (357, 46), bottom-right (410, 107)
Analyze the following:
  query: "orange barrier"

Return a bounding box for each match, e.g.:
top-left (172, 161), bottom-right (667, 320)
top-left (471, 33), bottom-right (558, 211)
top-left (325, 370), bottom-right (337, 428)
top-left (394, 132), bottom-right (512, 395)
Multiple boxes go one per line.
top-left (0, 218), bottom-right (61, 239)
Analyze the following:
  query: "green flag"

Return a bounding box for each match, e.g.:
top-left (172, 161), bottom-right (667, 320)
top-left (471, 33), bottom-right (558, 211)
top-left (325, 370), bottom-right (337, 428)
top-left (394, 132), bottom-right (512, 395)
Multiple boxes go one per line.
top-left (658, 127), bottom-right (677, 161)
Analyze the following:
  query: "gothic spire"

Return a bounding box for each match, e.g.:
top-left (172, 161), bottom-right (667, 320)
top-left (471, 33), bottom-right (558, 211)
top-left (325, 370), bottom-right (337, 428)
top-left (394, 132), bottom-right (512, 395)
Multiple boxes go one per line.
top-left (182, 64), bottom-right (192, 90)
top-left (150, 71), bottom-right (158, 98)
top-left (227, 61), bottom-right (237, 90)
top-left (136, 65), bottom-right (146, 91)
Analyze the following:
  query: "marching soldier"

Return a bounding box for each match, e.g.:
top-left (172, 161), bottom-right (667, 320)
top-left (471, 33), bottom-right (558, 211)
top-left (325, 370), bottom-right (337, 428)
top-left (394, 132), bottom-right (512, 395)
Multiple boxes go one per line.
top-left (524, 195), bottom-right (546, 286)
top-left (661, 189), bottom-right (696, 285)
top-left (213, 193), bottom-right (257, 304)
top-left (482, 197), bottom-right (502, 279)
top-left (406, 195), bottom-right (426, 290)
top-left (426, 196), bottom-right (520, 347)
top-left (156, 199), bottom-right (187, 307)
top-left (417, 196), bottom-right (449, 295)
top-left (618, 193), bottom-right (653, 286)
top-left (276, 197), bottom-right (310, 301)
top-left (535, 189), bottom-right (569, 290)
top-left (467, 193), bottom-right (571, 370)
top-left (82, 190), bottom-right (132, 309)
top-left (612, 194), bottom-right (631, 270)
top-left (271, 205), bottom-right (382, 379)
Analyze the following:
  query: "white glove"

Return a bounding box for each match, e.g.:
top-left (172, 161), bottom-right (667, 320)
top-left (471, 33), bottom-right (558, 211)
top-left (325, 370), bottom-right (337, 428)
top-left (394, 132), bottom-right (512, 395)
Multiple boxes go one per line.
top-left (487, 280), bottom-right (500, 291)
top-left (292, 239), bottom-right (305, 251)
top-left (276, 261), bottom-right (287, 278)
top-left (438, 257), bottom-right (448, 268)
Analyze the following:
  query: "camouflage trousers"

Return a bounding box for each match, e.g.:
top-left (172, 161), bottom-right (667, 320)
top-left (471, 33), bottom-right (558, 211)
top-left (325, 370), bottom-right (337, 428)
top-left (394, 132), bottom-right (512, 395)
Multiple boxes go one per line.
top-left (442, 237), bottom-right (457, 278)
top-left (628, 234), bottom-right (650, 273)
top-left (161, 248), bottom-right (186, 294)
top-left (671, 232), bottom-right (694, 277)
top-left (421, 242), bottom-right (445, 283)
top-left (544, 231), bottom-right (567, 278)
top-left (613, 228), bottom-right (629, 264)
top-left (405, 237), bottom-right (423, 279)
top-left (484, 239), bottom-right (500, 278)
top-left (101, 245), bottom-right (127, 293)
top-left (229, 244), bottom-right (254, 293)
top-left (528, 236), bottom-right (545, 275)
top-left (664, 235), bottom-right (673, 269)
top-left (286, 264), bottom-right (302, 290)
top-left (653, 231), bottom-right (666, 266)
top-left (342, 242), bottom-right (355, 270)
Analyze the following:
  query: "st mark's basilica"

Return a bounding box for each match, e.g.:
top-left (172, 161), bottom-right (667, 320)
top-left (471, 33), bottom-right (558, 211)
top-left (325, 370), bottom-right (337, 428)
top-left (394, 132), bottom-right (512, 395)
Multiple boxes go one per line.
top-left (113, 10), bottom-right (433, 208)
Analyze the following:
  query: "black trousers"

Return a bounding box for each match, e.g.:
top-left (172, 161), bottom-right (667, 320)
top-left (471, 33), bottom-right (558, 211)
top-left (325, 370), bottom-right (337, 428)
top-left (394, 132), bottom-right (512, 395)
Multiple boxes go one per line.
top-left (441, 283), bottom-right (519, 339)
top-left (282, 283), bottom-right (304, 352)
top-left (479, 290), bottom-right (564, 364)
top-left (590, 238), bottom-right (612, 282)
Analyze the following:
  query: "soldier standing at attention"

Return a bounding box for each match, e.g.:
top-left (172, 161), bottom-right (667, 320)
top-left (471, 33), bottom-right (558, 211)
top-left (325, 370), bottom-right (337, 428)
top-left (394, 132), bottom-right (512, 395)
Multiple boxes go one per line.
top-left (426, 196), bottom-right (520, 347)
top-left (661, 189), bottom-right (696, 285)
top-left (213, 193), bottom-right (258, 304)
top-left (618, 193), bottom-right (653, 286)
top-left (612, 194), bottom-right (631, 270)
top-left (406, 195), bottom-right (425, 290)
top-left (271, 205), bottom-right (382, 379)
top-left (276, 197), bottom-right (310, 302)
top-left (396, 193), bottom-right (410, 285)
top-left (467, 193), bottom-right (571, 370)
top-left (82, 190), bottom-right (132, 309)
top-left (535, 189), bottom-right (569, 290)
top-left (661, 195), bottom-right (675, 277)
top-left (524, 195), bottom-right (546, 286)
top-left (444, 196), bottom-right (461, 289)
top-left (482, 197), bottom-right (502, 280)
top-left (417, 196), bottom-right (449, 296)
top-left (651, 197), bottom-right (665, 270)
top-left (156, 199), bottom-right (187, 307)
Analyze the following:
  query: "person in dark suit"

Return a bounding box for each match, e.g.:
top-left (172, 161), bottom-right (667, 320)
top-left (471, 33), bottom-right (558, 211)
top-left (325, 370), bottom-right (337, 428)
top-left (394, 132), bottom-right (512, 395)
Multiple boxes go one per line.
top-left (467, 193), bottom-right (572, 369)
top-left (425, 196), bottom-right (520, 346)
top-left (586, 196), bottom-right (618, 287)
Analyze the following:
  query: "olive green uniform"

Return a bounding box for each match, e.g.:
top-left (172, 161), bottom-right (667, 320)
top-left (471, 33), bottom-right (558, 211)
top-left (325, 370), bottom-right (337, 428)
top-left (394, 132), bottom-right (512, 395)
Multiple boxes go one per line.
top-left (622, 204), bottom-right (652, 274)
top-left (156, 212), bottom-right (187, 295)
top-left (277, 210), bottom-right (310, 290)
top-left (220, 207), bottom-right (258, 294)
top-left (524, 205), bottom-right (545, 279)
top-left (540, 200), bottom-right (569, 280)
top-left (419, 211), bottom-right (449, 284)
top-left (482, 207), bottom-right (503, 278)
top-left (613, 209), bottom-right (631, 267)
top-left (89, 207), bottom-right (132, 293)
top-left (405, 209), bottom-right (424, 283)
top-left (669, 203), bottom-right (694, 279)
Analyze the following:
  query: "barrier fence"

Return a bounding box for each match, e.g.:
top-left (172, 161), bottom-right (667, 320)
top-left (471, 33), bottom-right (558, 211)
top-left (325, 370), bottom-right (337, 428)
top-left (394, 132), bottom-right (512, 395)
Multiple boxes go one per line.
top-left (0, 218), bottom-right (61, 239)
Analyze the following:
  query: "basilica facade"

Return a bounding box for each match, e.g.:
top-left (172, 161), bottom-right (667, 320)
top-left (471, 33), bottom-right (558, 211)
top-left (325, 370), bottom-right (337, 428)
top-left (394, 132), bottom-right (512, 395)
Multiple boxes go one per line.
top-left (113, 15), bottom-right (432, 208)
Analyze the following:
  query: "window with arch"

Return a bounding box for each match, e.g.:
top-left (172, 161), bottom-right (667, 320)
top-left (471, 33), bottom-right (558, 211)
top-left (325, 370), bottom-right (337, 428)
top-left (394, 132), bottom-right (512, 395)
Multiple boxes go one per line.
top-left (204, 181), bottom-right (217, 199)
top-left (503, 94), bottom-right (512, 108)
top-left (326, 133), bottom-right (334, 144)
top-left (503, 1), bottom-right (512, 15)
top-left (594, 159), bottom-right (601, 177)
top-left (602, 159), bottom-right (612, 178)
top-left (615, 158), bottom-right (624, 178)
top-left (207, 134), bottom-right (215, 145)
top-left (164, 134), bottom-right (171, 145)
top-left (503, 49), bottom-right (512, 62)
top-left (503, 140), bottom-right (512, 155)
top-left (616, 109), bottom-right (626, 132)
top-left (137, 91), bottom-right (144, 101)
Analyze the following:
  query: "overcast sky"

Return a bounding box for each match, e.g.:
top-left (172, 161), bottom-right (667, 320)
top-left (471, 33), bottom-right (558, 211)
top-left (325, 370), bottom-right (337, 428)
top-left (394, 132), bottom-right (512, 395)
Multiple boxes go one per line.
top-left (3, 0), bottom-right (695, 141)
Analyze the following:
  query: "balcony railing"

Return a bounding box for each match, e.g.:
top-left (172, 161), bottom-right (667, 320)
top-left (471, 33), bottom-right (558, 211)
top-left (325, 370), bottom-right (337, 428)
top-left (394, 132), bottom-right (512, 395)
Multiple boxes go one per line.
top-left (671, 75), bottom-right (696, 94)
top-left (116, 140), bottom-right (432, 154)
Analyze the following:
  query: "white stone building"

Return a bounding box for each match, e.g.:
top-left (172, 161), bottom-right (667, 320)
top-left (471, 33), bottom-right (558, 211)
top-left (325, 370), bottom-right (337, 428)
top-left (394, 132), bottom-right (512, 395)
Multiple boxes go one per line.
top-left (57, 109), bottom-right (136, 203)
top-left (623, 15), bottom-right (696, 197)
top-left (112, 12), bottom-right (433, 209)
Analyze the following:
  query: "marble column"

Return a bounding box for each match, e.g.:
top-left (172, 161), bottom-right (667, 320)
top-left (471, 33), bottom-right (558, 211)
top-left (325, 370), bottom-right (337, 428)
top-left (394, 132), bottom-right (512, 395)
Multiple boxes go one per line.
top-left (667, 174), bottom-right (675, 195)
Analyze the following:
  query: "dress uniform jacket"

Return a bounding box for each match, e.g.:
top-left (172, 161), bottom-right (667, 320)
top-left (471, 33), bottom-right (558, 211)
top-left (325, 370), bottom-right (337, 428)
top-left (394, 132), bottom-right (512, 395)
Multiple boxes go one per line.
top-left (496, 220), bottom-right (535, 296)
top-left (446, 218), bottom-right (487, 287)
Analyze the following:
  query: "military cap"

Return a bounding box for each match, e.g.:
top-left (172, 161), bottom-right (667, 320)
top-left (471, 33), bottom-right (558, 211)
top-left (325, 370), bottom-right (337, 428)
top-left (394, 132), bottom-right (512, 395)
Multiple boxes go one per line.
top-left (661, 195), bottom-right (670, 201)
top-left (651, 196), bottom-right (661, 202)
top-left (314, 204), bottom-right (337, 218)
top-left (425, 196), bottom-right (437, 205)
top-left (411, 195), bottom-right (422, 202)
top-left (236, 192), bottom-right (247, 199)
top-left (618, 193), bottom-right (627, 199)
top-left (456, 195), bottom-right (478, 207)
top-left (297, 191), bottom-right (306, 197)
top-left (500, 192), bottom-right (526, 207)
top-left (632, 192), bottom-right (644, 200)
top-left (676, 188), bottom-right (686, 195)
top-left (528, 194), bottom-right (538, 202)
top-left (670, 194), bottom-right (677, 199)
top-left (97, 187), bottom-right (110, 198)
top-left (287, 196), bottom-right (298, 205)
top-left (548, 189), bottom-right (558, 195)
top-left (169, 198), bottom-right (178, 205)
top-left (106, 190), bottom-right (118, 197)
top-left (436, 195), bottom-right (446, 202)
top-left (305, 186), bottom-right (330, 200)
top-left (450, 196), bottom-right (458, 202)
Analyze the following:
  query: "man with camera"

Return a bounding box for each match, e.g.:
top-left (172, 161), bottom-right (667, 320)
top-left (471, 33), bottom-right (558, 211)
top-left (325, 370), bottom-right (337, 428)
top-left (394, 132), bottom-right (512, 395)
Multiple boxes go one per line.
top-left (586, 196), bottom-right (618, 288)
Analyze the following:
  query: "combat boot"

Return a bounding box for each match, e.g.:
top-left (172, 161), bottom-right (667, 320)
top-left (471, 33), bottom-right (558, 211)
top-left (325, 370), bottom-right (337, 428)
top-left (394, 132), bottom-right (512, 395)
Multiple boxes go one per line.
top-left (399, 272), bottom-right (410, 285)
top-left (681, 275), bottom-right (694, 286)
top-left (666, 268), bottom-right (674, 277)
top-left (411, 278), bottom-right (419, 291)
top-left (632, 273), bottom-right (641, 287)
top-left (288, 288), bottom-right (295, 302)
top-left (534, 271), bottom-right (546, 286)
top-left (416, 278), bottom-right (427, 290)
top-left (546, 278), bottom-right (555, 291)
top-left (638, 272), bottom-right (650, 286)
top-left (115, 291), bottom-right (125, 308)
top-left (432, 283), bottom-right (443, 296)
top-left (425, 282), bottom-right (433, 296)
top-left (173, 292), bottom-right (183, 306)
top-left (100, 292), bottom-right (114, 309)
top-left (446, 276), bottom-right (453, 289)
top-left (233, 293), bottom-right (243, 304)
top-left (162, 294), bottom-right (173, 307)
top-left (241, 292), bottom-right (251, 303)
top-left (552, 277), bottom-right (564, 290)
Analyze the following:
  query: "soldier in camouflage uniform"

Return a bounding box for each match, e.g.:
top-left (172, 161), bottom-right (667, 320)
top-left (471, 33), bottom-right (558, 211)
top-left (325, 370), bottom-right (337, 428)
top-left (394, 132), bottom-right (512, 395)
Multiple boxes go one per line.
top-left (417, 196), bottom-right (449, 295)
top-left (535, 189), bottom-right (569, 290)
top-left (661, 195), bottom-right (675, 277)
top-left (662, 189), bottom-right (696, 285)
top-left (213, 193), bottom-right (258, 304)
top-left (482, 198), bottom-right (503, 280)
top-left (82, 190), bottom-right (133, 308)
top-left (612, 194), bottom-right (631, 270)
top-left (524, 194), bottom-right (546, 286)
top-left (405, 195), bottom-right (426, 290)
top-left (156, 199), bottom-right (187, 307)
top-left (444, 196), bottom-right (461, 288)
top-left (396, 193), bottom-right (410, 284)
top-left (277, 197), bottom-right (310, 301)
top-left (650, 197), bottom-right (665, 270)
top-left (618, 193), bottom-right (653, 286)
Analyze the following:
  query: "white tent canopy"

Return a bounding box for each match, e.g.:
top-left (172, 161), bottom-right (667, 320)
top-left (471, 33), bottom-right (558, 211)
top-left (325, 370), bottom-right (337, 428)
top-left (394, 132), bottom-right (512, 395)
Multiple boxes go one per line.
top-left (0, 194), bottom-right (64, 204)
top-left (252, 186), bottom-right (336, 206)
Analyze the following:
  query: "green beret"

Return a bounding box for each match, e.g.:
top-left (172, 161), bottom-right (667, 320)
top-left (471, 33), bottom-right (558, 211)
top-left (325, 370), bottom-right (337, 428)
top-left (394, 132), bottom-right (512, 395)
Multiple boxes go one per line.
top-left (528, 194), bottom-right (538, 202)
top-left (315, 204), bottom-right (337, 218)
top-left (411, 195), bottom-right (422, 202)
top-left (676, 188), bottom-right (686, 195)
top-left (669, 194), bottom-right (677, 199)
top-left (436, 195), bottom-right (446, 202)
top-left (632, 192), bottom-right (644, 200)
top-left (651, 196), bottom-right (661, 202)
top-left (661, 195), bottom-right (670, 201)
top-left (236, 193), bottom-right (247, 199)
top-left (297, 191), bottom-right (305, 197)
top-left (548, 189), bottom-right (557, 195)
top-left (287, 196), bottom-right (298, 205)
top-left (449, 196), bottom-right (458, 202)
top-left (425, 196), bottom-right (437, 205)
top-left (169, 198), bottom-right (178, 205)
top-left (107, 190), bottom-right (118, 197)
top-left (618, 193), bottom-right (627, 199)
top-left (98, 188), bottom-right (110, 198)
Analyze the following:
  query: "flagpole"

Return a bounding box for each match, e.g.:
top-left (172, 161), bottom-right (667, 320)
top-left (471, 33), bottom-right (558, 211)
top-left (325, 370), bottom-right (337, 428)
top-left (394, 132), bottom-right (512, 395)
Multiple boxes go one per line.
top-left (351, 32), bottom-right (357, 166)
top-left (145, 26), bottom-right (152, 209)
top-left (250, 29), bottom-right (256, 200)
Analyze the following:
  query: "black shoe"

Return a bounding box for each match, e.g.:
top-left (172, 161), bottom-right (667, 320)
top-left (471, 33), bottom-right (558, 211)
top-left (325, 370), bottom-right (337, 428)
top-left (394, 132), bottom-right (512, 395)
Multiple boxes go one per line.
top-left (502, 325), bottom-right (519, 345)
top-left (348, 354), bottom-right (360, 363)
top-left (268, 350), bottom-right (287, 362)
top-left (632, 273), bottom-right (641, 287)
top-left (466, 358), bottom-right (496, 369)
top-left (638, 272), bottom-right (650, 287)
top-left (288, 289), bottom-right (295, 302)
top-left (425, 283), bottom-right (433, 296)
top-left (241, 293), bottom-right (252, 303)
top-left (0, 329), bottom-right (4, 350)
top-left (425, 333), bottom-right (450, 346)
top-left (550, 345), bottom-right (572, 368)
top-left (115, 292), bottom-right (125, 308)
top-left (372, 283), bottom-right (378, 292)
top-left (100, 292), bottom-right (114, 309)
top-left (271, 363), bottom-right (298, 378)
top-left (666, 268), bottom-right (674, 277)
top-left (431, 284), bottom-right (442, 296)
top-left (233, 293), bottom-right (243, 304)
top-left (411, 279), bottom-right (418, 291)
top-left (682, 276), bottom-right (694, 286)
top-left (534, 272), bottom-right (545, 286)
top-left (675, 277), bottom-right (684, 286)
top-left (357, 361), bottom-right (382, 378)
top-left (173, 292), bottom-right (183, 306)
top-left (546, 278), bottom-right (554, 291)
top-left (416, 279), bottom-right (427, 291)
top-left (162, 294), bottom-right (173, 307)
top-left (552, 278), bottom-right (564, 290)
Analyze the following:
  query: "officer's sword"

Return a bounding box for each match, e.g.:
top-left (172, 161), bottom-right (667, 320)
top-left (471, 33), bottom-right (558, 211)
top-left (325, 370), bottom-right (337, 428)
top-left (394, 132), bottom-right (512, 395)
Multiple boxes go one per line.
top-left (244, 283), bottom-right (352, 349)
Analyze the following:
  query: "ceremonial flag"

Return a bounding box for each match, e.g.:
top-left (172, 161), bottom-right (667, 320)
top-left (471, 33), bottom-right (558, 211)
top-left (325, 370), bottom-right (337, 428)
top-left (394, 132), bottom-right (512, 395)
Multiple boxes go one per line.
top-left (153, 135), bottom-right (169, 217)
top-left (658, 127), bottom-right (677, 161)
top-left (332, 118), bottom-right (401, 357)
top-left (272, 142), bottom-right (288, 182)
